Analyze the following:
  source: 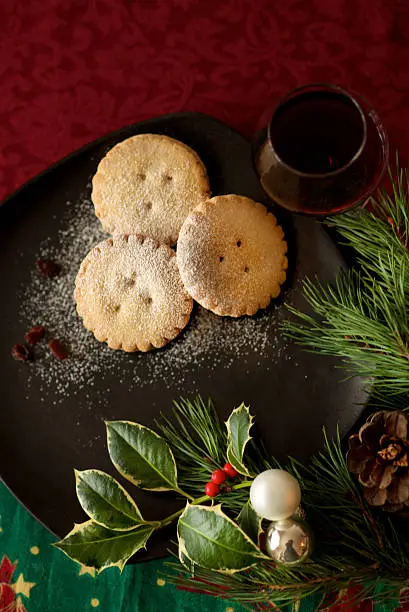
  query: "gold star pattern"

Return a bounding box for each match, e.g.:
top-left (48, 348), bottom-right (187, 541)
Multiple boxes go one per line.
top-left (156, 578), bottom-right (166, 587)
top-left (30, 546), bottom-right (40, 555)
top-left (12, 573), bottom-right (36, 598)
top-left (79, 565), bottom-right (96, 578)
top-left (91, 598), bottom-right (100, 607)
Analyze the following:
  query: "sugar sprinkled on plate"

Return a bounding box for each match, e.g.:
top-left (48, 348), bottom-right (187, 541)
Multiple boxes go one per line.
top-left (19, 195), bottom-right (290, 403)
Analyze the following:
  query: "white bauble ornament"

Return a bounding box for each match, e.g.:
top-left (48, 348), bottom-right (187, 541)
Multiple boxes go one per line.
top-left (249, 469), bottom-right (301, 521)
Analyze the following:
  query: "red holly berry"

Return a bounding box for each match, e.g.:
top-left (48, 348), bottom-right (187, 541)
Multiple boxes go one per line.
top-left (211, 469), bottom-right (227, 484)
top-left (205, 482), bottom-right (220, 497)
top-left (223, 463), bottom-right (238, 478)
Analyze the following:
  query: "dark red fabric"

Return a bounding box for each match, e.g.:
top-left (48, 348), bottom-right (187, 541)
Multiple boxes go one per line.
top-left (0, 1), bottom-right (407, 608)
top-left (0, 556), bottom-right (26, 612)
top-left (1, 0), bottom-right (409, 202)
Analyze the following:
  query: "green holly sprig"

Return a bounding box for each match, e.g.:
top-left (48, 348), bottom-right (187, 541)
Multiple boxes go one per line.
top-left (54, 396), bottom-right (409, 610)
top-left (54, 404), bottom-right (266, 573)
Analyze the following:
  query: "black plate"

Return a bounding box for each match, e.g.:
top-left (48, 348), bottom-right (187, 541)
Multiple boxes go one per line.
top-left (0, 112), bottom-right (366, 561)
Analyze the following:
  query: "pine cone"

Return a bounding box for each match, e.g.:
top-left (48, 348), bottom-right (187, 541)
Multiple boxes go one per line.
top-left (347, 410), bottom-right (409, 512)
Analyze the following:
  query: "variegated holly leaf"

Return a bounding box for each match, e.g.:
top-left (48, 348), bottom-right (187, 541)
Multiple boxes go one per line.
top-left (177, 504), bottom-right (266, 573)
top-left (226, 447), bottom-right (251, 477)
top-left (226, 404), bottom-right (254, 476)
top-left (75, 469), bottom-right (151, 531)
top-left (237, 500), bottom-right (263, 545)
top-left (54, 521), bottom-right (154, 572)
top-left (179, 547), bottom-right (195, 574)
top-left (106, 421), bottom-right (179, 491)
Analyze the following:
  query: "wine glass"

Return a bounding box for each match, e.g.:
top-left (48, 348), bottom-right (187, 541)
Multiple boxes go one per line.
top-left (253, 83), bottom-right (389, 215)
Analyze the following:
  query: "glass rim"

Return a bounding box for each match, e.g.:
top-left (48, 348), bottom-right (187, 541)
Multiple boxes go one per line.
top-left (266, 82), bottom-right (368, 179)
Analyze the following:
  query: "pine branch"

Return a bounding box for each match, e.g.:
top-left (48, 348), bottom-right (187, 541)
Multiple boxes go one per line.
top-left (157, 397), bottom-right (225, 467)
top-left (156, 397), bottom-right (270, 511)
top-left (282, 159), bottom-right (409, 396)
top-left (156, 398), bottom-right (247, 511)
top-left (285, 271), bottom-right (409, 393)
top-left (156, 397), bottom-right (224, 494)
top-left (373, 153), bottom-right (409, 245)
top-left (165, 429), bottom-right (409, 610)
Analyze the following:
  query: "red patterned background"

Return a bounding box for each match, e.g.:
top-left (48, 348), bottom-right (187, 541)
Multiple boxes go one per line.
top-left (1, 0), bottom-right (409, 202)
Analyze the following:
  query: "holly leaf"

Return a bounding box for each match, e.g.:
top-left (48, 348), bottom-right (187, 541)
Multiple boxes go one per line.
top-left (75, 469), bottom-right (150, 531)
top-left (179, 547), bottom-right (195, 574)
top-left (106, 421), bottom-right (179, 491)
top-left (237, 500), bottom-right (263, 545)
top-left (226, 447), bottom-right (251, 478)
top-left (54, 521), bottom-right (154, 572)
top-left (177, 504), bottom-right (266, 573)
top-left (225, 404), bottom-right (254, 476)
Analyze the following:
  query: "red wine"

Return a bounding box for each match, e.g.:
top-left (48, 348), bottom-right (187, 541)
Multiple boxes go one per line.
top-left (270, 90), bottom-right (365, 175)
top-left (255, 86), bottom-right (388, 215)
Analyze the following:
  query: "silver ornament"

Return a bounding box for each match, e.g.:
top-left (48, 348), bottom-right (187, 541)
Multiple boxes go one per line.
top-left (249, 469), bottom-right (301, 521)
top-left (265, 516), bottom-right (313, 565)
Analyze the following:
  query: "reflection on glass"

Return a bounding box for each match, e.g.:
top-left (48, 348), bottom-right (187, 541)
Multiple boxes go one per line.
top-left (254, 84), bottom-right (389, 216)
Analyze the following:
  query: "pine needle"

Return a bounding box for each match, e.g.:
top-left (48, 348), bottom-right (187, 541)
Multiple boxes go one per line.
top-left (165, 421), bottom-right (409, 609)
top-left (156, 397), bottom-right (270, 511)
top-left (282, 157), bottom-right (409, 397)
top-left (159, 162), bottom-right (409, 607)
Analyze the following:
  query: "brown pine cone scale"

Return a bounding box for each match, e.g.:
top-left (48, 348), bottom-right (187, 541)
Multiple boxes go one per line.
top-left (347, 410), bottom-right (409, 512)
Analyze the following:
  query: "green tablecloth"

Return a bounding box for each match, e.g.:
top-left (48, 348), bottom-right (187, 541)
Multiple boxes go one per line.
top-left (0, 482), bottom-right (400, 612)
top-left (0, 482), bottom-right (248, 612)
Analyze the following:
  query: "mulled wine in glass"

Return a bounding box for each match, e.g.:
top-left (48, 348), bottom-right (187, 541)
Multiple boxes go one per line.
top-left (254, 84), bottom-right (389, 215)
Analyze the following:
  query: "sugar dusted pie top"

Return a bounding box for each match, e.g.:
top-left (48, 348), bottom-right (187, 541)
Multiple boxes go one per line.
top-left (92, 134), bottom-right (211, 245)
top-left (176, 195), bottom-right (288, 317)
top-left (75, 234), bottom-right (193, 352)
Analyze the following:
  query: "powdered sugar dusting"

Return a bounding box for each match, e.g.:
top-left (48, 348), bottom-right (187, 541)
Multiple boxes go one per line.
top-left (177, 195), bottom-right (288, 317)
top-left (93, 134), bottom-right (210, 244)
top-left (75, 234), bottom-right (192, 352)
top-left (19, 195), bottom-right (291, 403)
